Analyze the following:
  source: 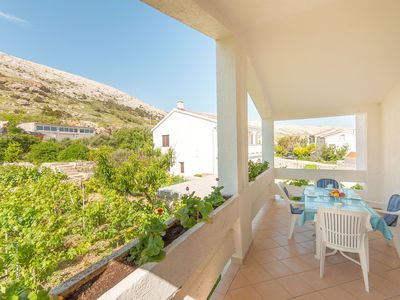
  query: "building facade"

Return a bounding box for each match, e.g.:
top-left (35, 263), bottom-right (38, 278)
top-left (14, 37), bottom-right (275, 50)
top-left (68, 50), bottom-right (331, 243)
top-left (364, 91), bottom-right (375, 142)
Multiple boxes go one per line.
top-left (152, 101), bottom-right (262, 176)
top-left (17, 122), bottom-right (95, 140)
top-left (311, 128), bottom-right (356, 152)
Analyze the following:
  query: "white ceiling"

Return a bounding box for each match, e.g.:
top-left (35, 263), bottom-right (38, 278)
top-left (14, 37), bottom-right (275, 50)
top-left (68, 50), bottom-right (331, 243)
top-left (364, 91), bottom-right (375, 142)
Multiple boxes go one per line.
top-left (142, 0), bottom-right (400, 119)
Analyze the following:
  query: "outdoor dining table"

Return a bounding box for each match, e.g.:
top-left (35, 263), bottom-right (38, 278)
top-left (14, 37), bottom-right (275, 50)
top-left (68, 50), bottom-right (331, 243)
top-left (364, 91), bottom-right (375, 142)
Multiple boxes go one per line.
top-left (298, 186), bottom-right (393, 259)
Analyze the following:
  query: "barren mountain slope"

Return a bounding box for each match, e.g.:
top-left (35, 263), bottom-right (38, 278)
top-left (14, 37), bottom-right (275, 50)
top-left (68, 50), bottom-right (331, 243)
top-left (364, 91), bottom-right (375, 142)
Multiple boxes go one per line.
top-left (0, 52), bottom-right (165, 130)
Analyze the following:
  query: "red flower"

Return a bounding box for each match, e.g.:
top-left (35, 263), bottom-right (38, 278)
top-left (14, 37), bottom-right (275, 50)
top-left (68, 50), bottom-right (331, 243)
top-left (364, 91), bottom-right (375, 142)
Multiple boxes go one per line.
top-left (156, 208), bottom-right (164, 215)
top-left (216, 178), bottom-right (220, 182)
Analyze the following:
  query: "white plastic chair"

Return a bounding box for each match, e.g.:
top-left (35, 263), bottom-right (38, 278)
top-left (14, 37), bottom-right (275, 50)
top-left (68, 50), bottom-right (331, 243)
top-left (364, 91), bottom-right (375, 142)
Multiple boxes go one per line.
top-left (317, 208), bottom-right (370, 292)
top-left (276, 182), bottom-right (304, 239)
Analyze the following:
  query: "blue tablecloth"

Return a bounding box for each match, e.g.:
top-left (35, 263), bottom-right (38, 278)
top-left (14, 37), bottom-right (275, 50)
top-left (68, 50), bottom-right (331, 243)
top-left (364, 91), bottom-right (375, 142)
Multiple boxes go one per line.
top-left (298, 187), bottom-right (393, 240)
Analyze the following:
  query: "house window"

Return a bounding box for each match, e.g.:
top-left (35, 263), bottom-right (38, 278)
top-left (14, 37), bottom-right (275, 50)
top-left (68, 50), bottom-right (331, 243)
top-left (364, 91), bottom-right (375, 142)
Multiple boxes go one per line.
top-left (162, 135), bottom-right (170, 147)
top-left (80, 129), bottom-right (85, 133)
top-left (36, 126), bottom-right (43, 131)
top-left (51, 127), bottom-right (57, 132)
top-left (44, 126), bottom-right (50, 131)
top-left (179, 162), bottom-right (184, 174)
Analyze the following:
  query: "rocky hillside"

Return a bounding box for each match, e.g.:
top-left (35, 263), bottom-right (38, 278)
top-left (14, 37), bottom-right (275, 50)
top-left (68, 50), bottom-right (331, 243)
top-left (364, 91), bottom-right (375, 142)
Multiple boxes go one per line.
top-left (0, 52), bottom-right (165, 131)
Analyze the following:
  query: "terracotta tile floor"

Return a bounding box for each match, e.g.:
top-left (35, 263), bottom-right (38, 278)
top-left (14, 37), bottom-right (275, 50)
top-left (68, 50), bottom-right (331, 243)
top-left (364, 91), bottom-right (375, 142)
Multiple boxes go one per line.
top-left (210, 198), bottom-right (400, 300)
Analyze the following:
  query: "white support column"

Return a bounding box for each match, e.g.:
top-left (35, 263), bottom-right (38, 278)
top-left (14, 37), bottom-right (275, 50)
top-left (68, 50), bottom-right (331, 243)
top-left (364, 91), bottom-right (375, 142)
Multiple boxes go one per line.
top-left (355, 113), bottom-right (367, 170)
top-left (262, 118), bottom-right (274, 168)
top-left (216, 37), bottom-right (248, 195)
top-left (365, 107), bottom-right (382, 202)
top-left (217, 37), bottom-right (251, 262)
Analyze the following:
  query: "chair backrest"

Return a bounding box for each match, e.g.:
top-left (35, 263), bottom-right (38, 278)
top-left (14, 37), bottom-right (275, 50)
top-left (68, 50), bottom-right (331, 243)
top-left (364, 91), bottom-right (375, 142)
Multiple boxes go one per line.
top-left (276, 182), bottom-right (304, 214)
top-left (276, 182), bottom-right (291, 212)
top-left (317, 207), bottom-right (368, 251)
top-left (316, 178), bottom-right (339, 189)
top-left (384, 194), bottom-right (400, 226)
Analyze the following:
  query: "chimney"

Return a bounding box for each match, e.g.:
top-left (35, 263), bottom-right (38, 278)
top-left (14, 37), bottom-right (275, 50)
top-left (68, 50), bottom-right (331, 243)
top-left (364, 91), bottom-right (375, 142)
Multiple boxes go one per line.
top-left (176, 100), bottom-right (185, 110)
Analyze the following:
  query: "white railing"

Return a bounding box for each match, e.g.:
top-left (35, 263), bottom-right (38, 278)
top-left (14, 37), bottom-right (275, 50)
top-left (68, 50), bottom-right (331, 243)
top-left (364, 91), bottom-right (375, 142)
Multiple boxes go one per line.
top-left (275, 168), bottom-right (368, 199)
top-left (99, 169), bottom-right (275, 300)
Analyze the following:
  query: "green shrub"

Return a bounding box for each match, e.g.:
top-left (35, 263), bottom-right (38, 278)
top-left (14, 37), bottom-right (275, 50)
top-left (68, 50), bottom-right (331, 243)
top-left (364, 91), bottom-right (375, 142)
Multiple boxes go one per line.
top-left (0, 165), bottom-right (164, 292)
top-left (304, 164), bottom-right (317, 170)
top-left (26, 141), bottom-right (60, 163)
top-left (3, 142), bottom-right (23, 162)
top-left (285, 179), bottom-right (310, 187)
top-left (248, 160), bottom-right (269, 181)
top-left (57, 141), bottom-right (89, 161)
top-left (318, 144), bottom-right (349, 162)
top-left (109, 127), bottom-right (152, 151)
top-left (94, 147), bottom-right (175, 203)
top-left (351, 183), bottom-right (364, 191)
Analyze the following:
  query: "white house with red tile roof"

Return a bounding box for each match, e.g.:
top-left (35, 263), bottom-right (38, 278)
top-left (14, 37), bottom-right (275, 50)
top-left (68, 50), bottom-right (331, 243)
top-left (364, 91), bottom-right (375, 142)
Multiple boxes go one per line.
top-left (152, 101), bottom-right (261, 176)
top-left (313, 127), bottom-right (356, 152)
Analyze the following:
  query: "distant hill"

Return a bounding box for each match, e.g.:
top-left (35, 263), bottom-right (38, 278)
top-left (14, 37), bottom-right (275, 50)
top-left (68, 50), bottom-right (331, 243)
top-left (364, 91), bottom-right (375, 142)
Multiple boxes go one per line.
top-left (0, 52), bottom-right (165, 132)
top-left (274, 124), bottom-right (354, 138)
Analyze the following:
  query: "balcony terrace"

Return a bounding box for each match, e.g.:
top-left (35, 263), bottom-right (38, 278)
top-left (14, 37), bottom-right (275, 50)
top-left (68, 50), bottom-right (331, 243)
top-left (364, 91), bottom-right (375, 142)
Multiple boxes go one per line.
top-left (95, 0), bottom-right (400, 299)
top-left (212, 197), bottom-right (400, 300)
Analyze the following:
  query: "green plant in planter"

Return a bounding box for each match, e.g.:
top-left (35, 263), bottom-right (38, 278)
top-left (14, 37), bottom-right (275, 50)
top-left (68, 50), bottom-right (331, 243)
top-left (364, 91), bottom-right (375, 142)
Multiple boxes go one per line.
top-left (204, 185), bottom-right (225, 208)
top-left (285, 179), bottom-right (310, 187)
top-left (248, 161), bottom-right (269, 182)
top-left (128, 212), bottom-right (166, 266)
top-left (175, 191), bottom-right (213, 229)
top-left (0, 282), bottom-right (50, 300)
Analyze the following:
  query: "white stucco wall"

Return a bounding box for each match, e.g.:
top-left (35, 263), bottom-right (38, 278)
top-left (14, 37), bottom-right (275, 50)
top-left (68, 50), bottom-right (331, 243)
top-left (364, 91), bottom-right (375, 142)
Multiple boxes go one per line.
top-left (153, 109), bottom-right (263, 176)
top-left (153, 110), bottom-right (217, 176)
top-left (324, 131), bottom-right (356, 152)
top-left (382, 81), bottom-right (400, 201)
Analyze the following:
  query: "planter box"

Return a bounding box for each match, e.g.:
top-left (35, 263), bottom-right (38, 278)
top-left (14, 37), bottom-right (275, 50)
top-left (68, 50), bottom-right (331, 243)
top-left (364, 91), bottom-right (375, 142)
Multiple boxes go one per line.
top-left (98, 195), bottom-right (239, 300)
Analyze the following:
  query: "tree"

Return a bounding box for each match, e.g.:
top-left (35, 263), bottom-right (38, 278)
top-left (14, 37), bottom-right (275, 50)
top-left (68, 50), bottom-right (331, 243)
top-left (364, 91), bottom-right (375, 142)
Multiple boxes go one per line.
top-left (94, 147), bottom-right (174, 203)
top-left (110, 128), bottom-right (152, 150)
top-left (3, 142), bottom-right (23, 162)
top-left (27, 141), bottom-right (60, 163)
top-left (58, 141), bottom-right (89, 161)
top-left (293, 144), bottom-right (315, 160)
top-left (319, 144), bottom-right (349, 162)
top-left (275, 135), bottom-right (308, 157)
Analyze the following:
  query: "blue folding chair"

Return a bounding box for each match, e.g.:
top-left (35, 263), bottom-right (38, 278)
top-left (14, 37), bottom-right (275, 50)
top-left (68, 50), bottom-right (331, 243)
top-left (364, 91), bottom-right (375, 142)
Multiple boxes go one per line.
top-left (316, 178), bottom-right (339, 189)
top-left (369, 194), bottom-right (400, 257)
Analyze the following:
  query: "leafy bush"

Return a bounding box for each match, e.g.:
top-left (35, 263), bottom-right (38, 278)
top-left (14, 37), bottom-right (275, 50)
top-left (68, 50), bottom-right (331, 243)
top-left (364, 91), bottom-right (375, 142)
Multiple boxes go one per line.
top-left (3, 142), bottom-right (23, 162)
top-left (351, 183), bottom-right (364, 191)
top-left (0, 133), bottom-right (40, 162)
top-left (57, 141), bottom-right (89, 161)
top-left (94, 147), bottom-right (174, 203)
top-left (26, 141), bottom-right (60, 163)
top-left (304, 164), bottom-right (317, 170)
top-left (109, 127), bottom-right (153, 151)
top-left (318, 144), bottom-right (349, 162)
top-left (175, 191), bottom-right (213, 229)
top-left (293, 144), bottom-right (315, 160)
top-left (248, 160), bottom-right (269, 181)
top-left (275, 136), bottom-right (308, 157)
top-left (285, 179), bottom-right (311, 187)
top-left (0, 165), bottom-right (159, 292)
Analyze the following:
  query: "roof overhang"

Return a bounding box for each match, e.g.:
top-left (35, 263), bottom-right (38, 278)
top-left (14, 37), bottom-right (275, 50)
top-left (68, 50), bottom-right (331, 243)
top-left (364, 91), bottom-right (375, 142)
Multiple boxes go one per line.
top-left (142, 0), bottom-right (400, 120)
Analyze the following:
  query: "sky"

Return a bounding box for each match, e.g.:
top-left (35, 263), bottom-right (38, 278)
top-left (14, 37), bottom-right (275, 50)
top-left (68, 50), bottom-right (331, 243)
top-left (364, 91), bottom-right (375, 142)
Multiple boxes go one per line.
top-left (0, 0), bottom-right (354, 127)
